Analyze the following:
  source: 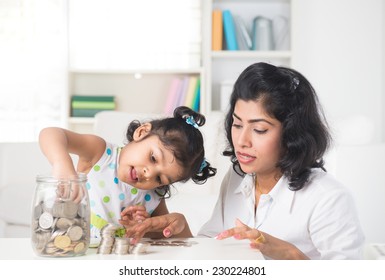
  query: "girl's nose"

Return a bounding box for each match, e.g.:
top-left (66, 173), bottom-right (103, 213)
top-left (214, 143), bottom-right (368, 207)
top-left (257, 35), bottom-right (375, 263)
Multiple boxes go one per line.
top-left (142, 166), bottom-right (155, 182)
top-left (142, 167), bottom-right (150, 180)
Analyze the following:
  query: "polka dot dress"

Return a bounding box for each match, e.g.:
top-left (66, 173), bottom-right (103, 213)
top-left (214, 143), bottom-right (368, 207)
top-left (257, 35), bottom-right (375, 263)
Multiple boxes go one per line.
top-left (87, 143), bottom-right (161, 239)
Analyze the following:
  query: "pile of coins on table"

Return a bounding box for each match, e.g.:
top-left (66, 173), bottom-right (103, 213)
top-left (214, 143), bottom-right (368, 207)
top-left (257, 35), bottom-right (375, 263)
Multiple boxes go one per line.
top-left (145, 240), bottom-right (196, 247)
top-left (97, 223), bottom-right (149, 255)
top-left (31, 200), bottom-right (90, 257)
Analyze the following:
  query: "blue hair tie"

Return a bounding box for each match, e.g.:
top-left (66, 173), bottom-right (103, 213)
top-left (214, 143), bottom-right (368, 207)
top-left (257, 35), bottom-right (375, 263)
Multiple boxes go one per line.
top-left (185, 116), bottom-right (199, 129)
top-left (198, 158), bottom-right (207, 173)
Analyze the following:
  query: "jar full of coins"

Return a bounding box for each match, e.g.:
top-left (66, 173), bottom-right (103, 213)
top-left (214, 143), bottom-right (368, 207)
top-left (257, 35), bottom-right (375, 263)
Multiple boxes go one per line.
top-left (31, 173), bottom-right (90, 257)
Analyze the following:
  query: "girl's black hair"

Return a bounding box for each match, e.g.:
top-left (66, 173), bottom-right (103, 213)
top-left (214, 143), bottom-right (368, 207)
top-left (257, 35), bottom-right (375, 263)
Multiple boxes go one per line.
top-left (224, 62), bottom-right (331, 191)
top-left (126, 106), bottom-right (217, 197)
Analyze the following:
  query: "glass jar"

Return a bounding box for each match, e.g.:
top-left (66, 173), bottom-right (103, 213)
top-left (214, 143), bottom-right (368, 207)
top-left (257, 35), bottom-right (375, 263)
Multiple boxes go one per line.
top-left (31, 174), bottom-right (90, 257)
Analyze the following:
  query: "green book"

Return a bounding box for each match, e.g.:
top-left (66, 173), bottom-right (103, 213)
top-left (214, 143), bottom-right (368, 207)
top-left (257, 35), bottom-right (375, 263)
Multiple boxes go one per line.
top-left (192, 78), bottom-right (201, 111)
top-left (71, 108), bottom-right (114, 117)
top-left (71, 101), bottom-right (116, 109)
top-left (71, 95), bottom-right (115, 102)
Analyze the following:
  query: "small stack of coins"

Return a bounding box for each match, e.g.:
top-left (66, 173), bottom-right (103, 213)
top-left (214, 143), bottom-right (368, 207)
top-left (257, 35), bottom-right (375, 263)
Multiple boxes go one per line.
top-left (113, 237), bottom-right (131, 255)
top-left (97, 223), bottom-right (149, 255)
top-left (97, 223), bottom-right (121, 254)
top-left (130, 242), bottom-right (150, 254)
top-left (31, 199), bottom-right (90, 257)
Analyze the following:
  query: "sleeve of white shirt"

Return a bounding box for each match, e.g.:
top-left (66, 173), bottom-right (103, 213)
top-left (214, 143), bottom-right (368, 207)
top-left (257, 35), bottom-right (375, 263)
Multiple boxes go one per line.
top-left (196, 168), bottom-right (232, 238)
top-left (309, 185), bottom-right (365, 259)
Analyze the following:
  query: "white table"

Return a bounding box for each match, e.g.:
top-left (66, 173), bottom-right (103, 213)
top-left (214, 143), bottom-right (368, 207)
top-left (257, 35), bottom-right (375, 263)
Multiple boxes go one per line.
top-left (0, 237), bottom-right (264, 260)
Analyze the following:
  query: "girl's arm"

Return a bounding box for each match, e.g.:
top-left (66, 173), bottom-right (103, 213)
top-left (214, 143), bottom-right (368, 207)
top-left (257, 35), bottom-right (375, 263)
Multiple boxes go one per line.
top-left (39, 127), bottom-right (106, 178)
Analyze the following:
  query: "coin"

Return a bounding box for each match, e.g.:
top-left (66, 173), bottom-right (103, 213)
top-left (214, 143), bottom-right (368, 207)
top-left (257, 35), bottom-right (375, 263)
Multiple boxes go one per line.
top-left (67, 225), bottom-right (83, 241)
top-left (38, 212), bottom-right (54, 229)
top-left (54, 235), bottom-right (71, 249)
top-left (73, 242), bottom-right (85, 254)
top-left (131, 242), bottom-right (149, 254)
top-left (56, 218), bottom-right (73, 230)
top-left (33, 203), bottom-right (43, 219)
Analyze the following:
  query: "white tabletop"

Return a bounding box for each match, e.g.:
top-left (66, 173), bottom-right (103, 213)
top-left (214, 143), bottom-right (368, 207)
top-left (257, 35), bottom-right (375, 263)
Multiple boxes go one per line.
top-left (0, 237), bottom-right (264, 260)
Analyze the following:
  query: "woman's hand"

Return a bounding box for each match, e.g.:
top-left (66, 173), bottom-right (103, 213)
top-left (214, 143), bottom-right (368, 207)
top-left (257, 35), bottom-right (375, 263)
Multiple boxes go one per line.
top-left (215, 219), bottom-right (309, 260)
top-left (119, 212), bottom-right (190, 244)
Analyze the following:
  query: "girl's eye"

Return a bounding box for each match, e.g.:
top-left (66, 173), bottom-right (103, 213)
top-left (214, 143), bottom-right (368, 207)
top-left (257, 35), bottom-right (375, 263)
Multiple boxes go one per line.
top-left (232, 123), bottom-right (242, 129)
top-left (150, 153), bottom-right (156, 163)
top-left (156, 176), bottom-right (162, 185)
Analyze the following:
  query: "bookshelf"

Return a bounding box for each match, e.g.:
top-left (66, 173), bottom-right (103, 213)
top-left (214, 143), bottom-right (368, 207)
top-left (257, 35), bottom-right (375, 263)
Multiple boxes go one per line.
top-left (67, 69), bottom-right (204, 131)
top-left (203, 0), bottom-right (292, 111)
top-left (66, 0), bottom-right (292, 132)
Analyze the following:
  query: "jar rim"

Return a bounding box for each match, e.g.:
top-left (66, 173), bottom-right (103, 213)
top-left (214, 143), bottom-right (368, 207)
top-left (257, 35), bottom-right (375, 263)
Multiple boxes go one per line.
top-left (36, 173), bottom-right (87, 183)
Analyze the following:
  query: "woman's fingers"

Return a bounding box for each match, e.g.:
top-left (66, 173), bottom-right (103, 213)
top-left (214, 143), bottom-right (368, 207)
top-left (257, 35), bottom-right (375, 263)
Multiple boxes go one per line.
top-left (215, 219), bottom-right (251, 240)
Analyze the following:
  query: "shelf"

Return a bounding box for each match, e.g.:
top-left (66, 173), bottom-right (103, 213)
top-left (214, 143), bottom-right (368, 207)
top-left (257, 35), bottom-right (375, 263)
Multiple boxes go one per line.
top-left (211, 50), bottom-right (291, 59)
top-left (208, 0), bottom-right (292, 112)
top-left (69, 117), bottom-right (95, 124)
top-left (69, 68), bottom-right (203, 75)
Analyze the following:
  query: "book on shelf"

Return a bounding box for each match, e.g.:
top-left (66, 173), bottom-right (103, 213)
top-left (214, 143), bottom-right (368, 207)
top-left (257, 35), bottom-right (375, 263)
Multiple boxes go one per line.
top-left (164, 77), bottom-right (183, 116)
top-left (71, 95), bottom-right (116, 118)
top-left (183, 76), bottom-right (198, 109)
top-left (233, 15), bottom-right (252, 50)
top-left (212, 9), bottom-right (223, 51)
top-left (222, 10), bottom-right (238, 51)
top-left (175, 76), bottom-right (190, 109)
top-left (191, 78), bottom-right (200, 112)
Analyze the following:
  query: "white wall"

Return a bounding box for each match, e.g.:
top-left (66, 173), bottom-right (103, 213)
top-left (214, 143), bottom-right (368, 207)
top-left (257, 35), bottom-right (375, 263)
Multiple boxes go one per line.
top-left (292, 0), bottom-right (384, 144)
top-left (292, 0), bottom-right (385, 244)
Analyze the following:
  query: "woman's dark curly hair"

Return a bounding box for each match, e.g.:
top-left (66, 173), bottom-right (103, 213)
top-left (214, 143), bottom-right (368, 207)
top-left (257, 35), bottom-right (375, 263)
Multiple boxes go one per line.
top-left (126, 106), bottom-right (217, 197)
top-left (224, 62), bottom-right (331, 191)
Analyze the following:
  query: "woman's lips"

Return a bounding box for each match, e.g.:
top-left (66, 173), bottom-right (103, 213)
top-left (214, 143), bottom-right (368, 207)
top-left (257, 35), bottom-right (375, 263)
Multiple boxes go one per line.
top-left (236, 151), bottom-right (256, 164)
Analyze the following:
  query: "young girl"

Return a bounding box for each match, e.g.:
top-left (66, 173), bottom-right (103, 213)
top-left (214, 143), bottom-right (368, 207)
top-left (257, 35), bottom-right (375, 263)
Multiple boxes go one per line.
top-left (198, 62), bottom-right (365, 259)
top-left (39, 106), bottom-right (216, 244)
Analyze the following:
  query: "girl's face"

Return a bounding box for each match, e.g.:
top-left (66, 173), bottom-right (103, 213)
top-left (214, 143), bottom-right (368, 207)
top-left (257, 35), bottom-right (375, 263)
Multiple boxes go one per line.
top-left (118, 124), bottom-right (183, 190)
top-left (231, 99), bottom-right (283, 176)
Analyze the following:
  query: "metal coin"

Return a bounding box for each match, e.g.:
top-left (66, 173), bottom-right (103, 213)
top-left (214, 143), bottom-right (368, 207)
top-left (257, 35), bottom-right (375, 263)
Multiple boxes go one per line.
top-left (54, 235), bottom-right (71, 249)
top-left (38, 212), bottom-right (54, 229)
top-left (56, 218), bottom-right (73, 230)
top-left (67, 225), bottom-right (83, 241)
top-left (73, 242), bottom-right (85, 254)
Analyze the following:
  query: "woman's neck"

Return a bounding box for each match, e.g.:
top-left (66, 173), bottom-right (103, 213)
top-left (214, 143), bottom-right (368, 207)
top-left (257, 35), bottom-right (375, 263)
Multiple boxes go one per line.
top-left (254, 171), bottom-right (282, 194)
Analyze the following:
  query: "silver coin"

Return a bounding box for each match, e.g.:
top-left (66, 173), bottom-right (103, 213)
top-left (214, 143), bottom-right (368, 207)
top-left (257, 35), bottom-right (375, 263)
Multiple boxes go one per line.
top-left (38, 212), bottom-right (54, 229)
top-left (130, 242), bottom-right (149, 254)
top-left (56, 218), bottom-right (73, 230)
top-left (33, 203), bottom-right (43, 219)
top-left (67, 225), bottom-right (83, 241)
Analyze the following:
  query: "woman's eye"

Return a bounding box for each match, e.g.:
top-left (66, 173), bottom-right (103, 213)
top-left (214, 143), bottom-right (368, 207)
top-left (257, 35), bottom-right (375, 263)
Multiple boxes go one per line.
top-left (254, 129), bottom-right (268, 134)
top-left (232, 124), bottom-right (242, 129)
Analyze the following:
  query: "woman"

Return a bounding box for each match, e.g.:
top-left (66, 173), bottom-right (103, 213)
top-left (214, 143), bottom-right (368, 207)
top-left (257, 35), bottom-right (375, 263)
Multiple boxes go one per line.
top-left (198, 62), bottom-right (365, 259)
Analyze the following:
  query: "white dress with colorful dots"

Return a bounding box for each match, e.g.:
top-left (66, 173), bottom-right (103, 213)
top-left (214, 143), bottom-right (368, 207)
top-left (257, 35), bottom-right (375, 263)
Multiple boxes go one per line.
top-left (87, 142), bottom-right (161, 240)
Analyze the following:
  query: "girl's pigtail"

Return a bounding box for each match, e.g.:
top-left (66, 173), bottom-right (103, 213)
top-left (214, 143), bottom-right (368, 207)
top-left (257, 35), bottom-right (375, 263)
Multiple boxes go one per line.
top-left (192, 159), bottom-right (217, 184)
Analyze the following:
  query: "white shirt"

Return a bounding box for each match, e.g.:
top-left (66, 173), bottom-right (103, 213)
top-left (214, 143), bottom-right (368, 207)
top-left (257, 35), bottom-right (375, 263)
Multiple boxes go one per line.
top-left (198, 167), bottom-right (365, 259)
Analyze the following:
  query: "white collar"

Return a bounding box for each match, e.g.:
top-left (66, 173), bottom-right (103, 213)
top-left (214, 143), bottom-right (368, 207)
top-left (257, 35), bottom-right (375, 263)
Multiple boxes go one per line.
top-left (234, 173), bottom-right (296, 213)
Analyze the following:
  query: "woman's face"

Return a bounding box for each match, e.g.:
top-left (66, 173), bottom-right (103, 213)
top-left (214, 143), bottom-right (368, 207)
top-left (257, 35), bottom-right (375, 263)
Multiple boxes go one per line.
top-left (231, 99), bottom-right (283, 176)
top-left (118, 124), bottom-right (184, 190)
